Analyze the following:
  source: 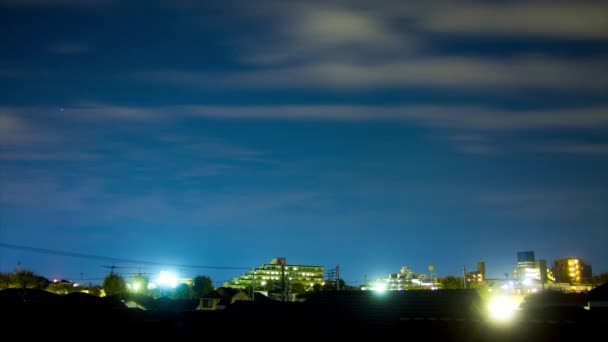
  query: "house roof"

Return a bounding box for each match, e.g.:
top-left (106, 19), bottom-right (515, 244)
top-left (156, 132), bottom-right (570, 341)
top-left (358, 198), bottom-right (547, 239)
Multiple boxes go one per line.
top-left (203, 291), bottom-right (222, 299)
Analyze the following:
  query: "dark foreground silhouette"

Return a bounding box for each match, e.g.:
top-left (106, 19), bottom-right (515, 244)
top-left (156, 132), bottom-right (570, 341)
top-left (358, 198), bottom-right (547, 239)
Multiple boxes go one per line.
top-left (2, 289), bottom-right (607, 340)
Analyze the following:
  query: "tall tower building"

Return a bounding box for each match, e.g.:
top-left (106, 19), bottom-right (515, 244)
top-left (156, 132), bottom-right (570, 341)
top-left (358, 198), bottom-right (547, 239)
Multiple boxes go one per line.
top-left (477, 261), bottom-right (486, 281)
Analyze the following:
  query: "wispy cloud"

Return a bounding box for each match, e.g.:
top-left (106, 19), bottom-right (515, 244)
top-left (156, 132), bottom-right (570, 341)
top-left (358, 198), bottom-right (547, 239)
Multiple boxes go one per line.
top-left (6, 104), bottom-right (608, 130)
top-left (0, 112), bottom-right (48, 144)
top-left (179, 104), bottom-right (608, 132)
top-left (135, 56), bottom-right (608, 91)
top-left (290, 5), bottom-right (401, 48)
top-left (48, 42), bottom-right (89, 55)
top-left (418, 2), bottom-right (608, 39)
top-left (237, 3), bottom-right (414, 66)
top-left (59, 104), bottom-right (162, 121)
top-left (4, 104), bottom-right (607, 159)
top-left (531, 140), bottom-right (608, 155)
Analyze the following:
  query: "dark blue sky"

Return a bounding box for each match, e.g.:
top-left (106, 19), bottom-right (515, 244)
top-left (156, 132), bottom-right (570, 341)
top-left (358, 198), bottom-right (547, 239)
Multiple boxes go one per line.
top-left (1, 0), bottom-right (607, 286)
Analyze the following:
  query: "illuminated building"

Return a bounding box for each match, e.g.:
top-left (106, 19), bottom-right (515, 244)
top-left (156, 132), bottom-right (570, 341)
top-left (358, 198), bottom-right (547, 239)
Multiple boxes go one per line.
top-left (552, 257), bottom-right (592, 284)
top-left (372, 265), bottom-right (435, 291)
top-left (517, 251), bottom-right (536, 268)
top-left (477, 261), bottom-right (486, 281)
top-left (466, 261), bottom-right (485, 285)
top-left (512, 251), bottom-right (550, 290)
top-left (224, 257), bottom-right (324, 291)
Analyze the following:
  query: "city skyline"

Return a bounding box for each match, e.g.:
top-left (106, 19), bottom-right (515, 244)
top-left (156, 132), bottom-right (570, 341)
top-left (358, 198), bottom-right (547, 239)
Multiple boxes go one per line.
top-left (1, 1), bottom-right (607, 285)
top-left (0, 242), bottom-right (600, 287)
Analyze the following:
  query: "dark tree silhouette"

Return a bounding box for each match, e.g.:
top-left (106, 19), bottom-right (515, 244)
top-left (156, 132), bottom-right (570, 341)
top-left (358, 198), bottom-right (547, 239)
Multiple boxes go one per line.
top-left (0, 273), bottom-right (11, 289)
top-left (192, 275), bottom-right (213, 298)
top-left (11, 269), bottom-right (48, 289)
top-left (173, 283), bottom-right (192, 299)
top-left (103, 273), bottom-right (126, 296)
top-left (593, 272), bottom-right (608, 286)
top-left (439, 275), bottom-right (464, 289)
top-left (290, 282), bottom-right (306, 295)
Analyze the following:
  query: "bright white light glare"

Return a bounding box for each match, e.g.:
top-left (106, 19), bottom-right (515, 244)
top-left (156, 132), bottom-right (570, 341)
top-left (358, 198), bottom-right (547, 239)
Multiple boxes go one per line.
top-left (488, 296), bottom-right (518, 322)
top-left (147, 282), bottom-right (157, 290)
top-left (132, 282), bottom-right (141, 291)
top-left (522, 279), bottom-right (532, 286)
top-left (156, 271), bottom-right (178, 288)
top-left (373, 282), bottom-right (387, 293)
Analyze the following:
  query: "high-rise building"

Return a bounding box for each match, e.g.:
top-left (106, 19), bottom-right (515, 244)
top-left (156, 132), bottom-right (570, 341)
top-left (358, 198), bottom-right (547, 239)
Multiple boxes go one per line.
top-left (224, 258), bottom-right (324, 291)
top-left (513, 251), bottom-right (542, 282)
top-left (552, 258), bottom-right (592, 283)
top-left (517, 251), bottom-right (535, 267)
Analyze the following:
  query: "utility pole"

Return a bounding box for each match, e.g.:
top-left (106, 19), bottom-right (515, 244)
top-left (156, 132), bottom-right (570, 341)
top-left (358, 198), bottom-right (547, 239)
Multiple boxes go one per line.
top-left (336, 265), bottom-right (340, 291)
top-left (251, 270), bottom-right (255, 301)
top-left (463, 265), bottom-right (467, 289)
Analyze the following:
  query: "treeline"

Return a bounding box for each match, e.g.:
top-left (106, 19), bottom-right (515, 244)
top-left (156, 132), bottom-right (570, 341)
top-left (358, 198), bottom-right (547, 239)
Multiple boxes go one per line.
top-left (0, 269), bottom-right (215, 299)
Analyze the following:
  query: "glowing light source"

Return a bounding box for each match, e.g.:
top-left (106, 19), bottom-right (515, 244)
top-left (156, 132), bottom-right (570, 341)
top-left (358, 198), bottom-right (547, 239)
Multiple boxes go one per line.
top-left (132, 281), bottom-right (142, 292)
top-left (156, 271), bottom-right (178, 288)
top-left (488, 296), bottom-right (518, 322)
top-left (372, 281), bottom-right (387, 293)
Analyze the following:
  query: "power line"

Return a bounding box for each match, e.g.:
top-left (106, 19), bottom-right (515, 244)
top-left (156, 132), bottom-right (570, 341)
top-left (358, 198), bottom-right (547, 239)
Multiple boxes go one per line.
top-left (0, 242), bottom-right (249, 270)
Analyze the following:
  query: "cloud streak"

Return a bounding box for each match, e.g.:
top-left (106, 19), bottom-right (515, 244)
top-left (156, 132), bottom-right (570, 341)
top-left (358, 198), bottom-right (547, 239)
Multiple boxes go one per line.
top-left (531, 140), bottom-right (608, 155)
top-left (0, 112), bottom-right (49, 144)
top-left (418, 1), bottom-right (608, 39)
top-left (136, 56), bottom-right (608, 91)
top-left (3, 101), bottom-right (607, 162)
top-left (6, 104), bottom-right (608, 130)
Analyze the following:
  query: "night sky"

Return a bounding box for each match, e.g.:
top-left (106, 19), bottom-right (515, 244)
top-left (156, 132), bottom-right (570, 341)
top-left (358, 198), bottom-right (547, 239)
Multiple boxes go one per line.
top-left (1, 0), bottom-right (607, 286)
